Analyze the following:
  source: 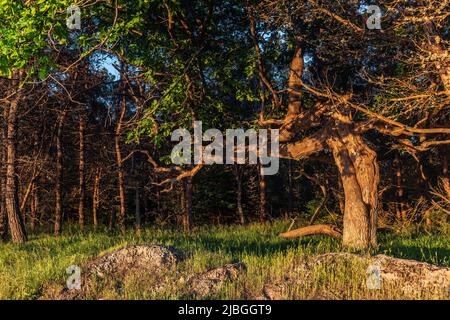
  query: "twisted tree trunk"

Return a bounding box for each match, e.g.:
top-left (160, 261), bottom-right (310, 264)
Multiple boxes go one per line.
top-left (278, 111), bottom-right (379, 250)
top-left (326, 114), bottom-right (379, 249)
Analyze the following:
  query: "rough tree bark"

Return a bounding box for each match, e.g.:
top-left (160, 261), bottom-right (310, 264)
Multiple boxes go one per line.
top-left (5, 70), bottom-right (27, 243)
top-left (54, 111), bottom-right (66, 236)
top-left (287, 43), bottom-right (303, 116)
top-left (279, 43), bottom-right (304, 143)
top-left (326, 113), bottom-right (379, 249)
top-left (277, 109), bottom-right (379, 250)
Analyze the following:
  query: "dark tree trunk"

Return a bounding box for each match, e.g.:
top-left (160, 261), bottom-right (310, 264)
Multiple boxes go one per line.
top-left (5, 71), bottom-right (27, 243)
top-left (142, 188), bottom-right (150, 225)
top-left (258, 162), bottom-right (267, 223)
top-left (35, 183), bottom-right (42, 228)
top-left (286, 160), bottom-right (293, 218)
top-left (233, 165), bottom-right (245, 225)
top-left (78, 112), bottom-right (86, 230)
top-left (109, 200), bottom-right (116, 231)
top-left (415, 139), bottom-right (432, 225)
top-left (0, 183), bottom-right (6, 241)
top-left (135, 182), bottom-right (141, 231)
top-left (182, 177), bottom-right (193, 232)
top-left (30, 182), bottom-right (38, 232)
top-left (0, 201), bottom-right (5, 240)
top-left (54, 111), bottom-right (66, 236)
top-left (131, 157), bottom-right (141, 231)
top-left (0, 107), bottom-right (8, 240)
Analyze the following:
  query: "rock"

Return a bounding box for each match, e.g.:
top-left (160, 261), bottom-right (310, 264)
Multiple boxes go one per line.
top-left (262, 253), bottom-right (450, 299)
top-left (262, 284), bottom-right (285, 300)
top-left (86, 245), bottom-right (184, 278)
top-left (43, 246), bottom-right (249, 299)
top-left (370, 254), bottom-right (450, 297)
top-left (187, 262), bottom-right (246, 297)
top-left (313, 253), bottom-right (449, 296)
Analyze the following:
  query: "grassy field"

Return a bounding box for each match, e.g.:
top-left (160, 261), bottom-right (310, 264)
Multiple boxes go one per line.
top-left (0, 220), bottom-right (448, 300)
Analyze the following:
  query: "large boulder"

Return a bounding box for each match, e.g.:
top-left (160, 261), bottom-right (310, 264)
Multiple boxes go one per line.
top-left (86, 244), bottom-right (184, 278)
top-left (42, 245), bottom-right (248, 300)
top-left (187, 262), bottom-right (246, 298)
top-left (370, 254), bottom-right (449, 297)
top-left (262, 253), bottom-right (450, 300)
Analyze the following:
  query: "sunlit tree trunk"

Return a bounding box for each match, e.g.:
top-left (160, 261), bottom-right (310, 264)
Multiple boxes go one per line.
top-left (115, 94), bottom-right (126, 234)
top-left (287, 44), bottom-right (303, 116)
top-left (327, 114), bottom-right (378, 250)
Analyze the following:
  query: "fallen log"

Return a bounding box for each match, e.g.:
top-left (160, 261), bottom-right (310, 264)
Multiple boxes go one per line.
top-left (279, 224), bottom-right (342, 240)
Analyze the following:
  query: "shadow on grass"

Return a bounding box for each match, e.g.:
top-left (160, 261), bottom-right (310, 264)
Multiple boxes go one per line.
top-left (378, 244), bottom-right (450, 267)
top-left (162, 232), bottom-right (341, 260)
top-left (160, 228), bottom-right (449, 266)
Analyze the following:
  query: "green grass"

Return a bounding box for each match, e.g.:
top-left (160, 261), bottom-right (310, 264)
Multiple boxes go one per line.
top-left (0, 220), bottom-right (448, 300)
